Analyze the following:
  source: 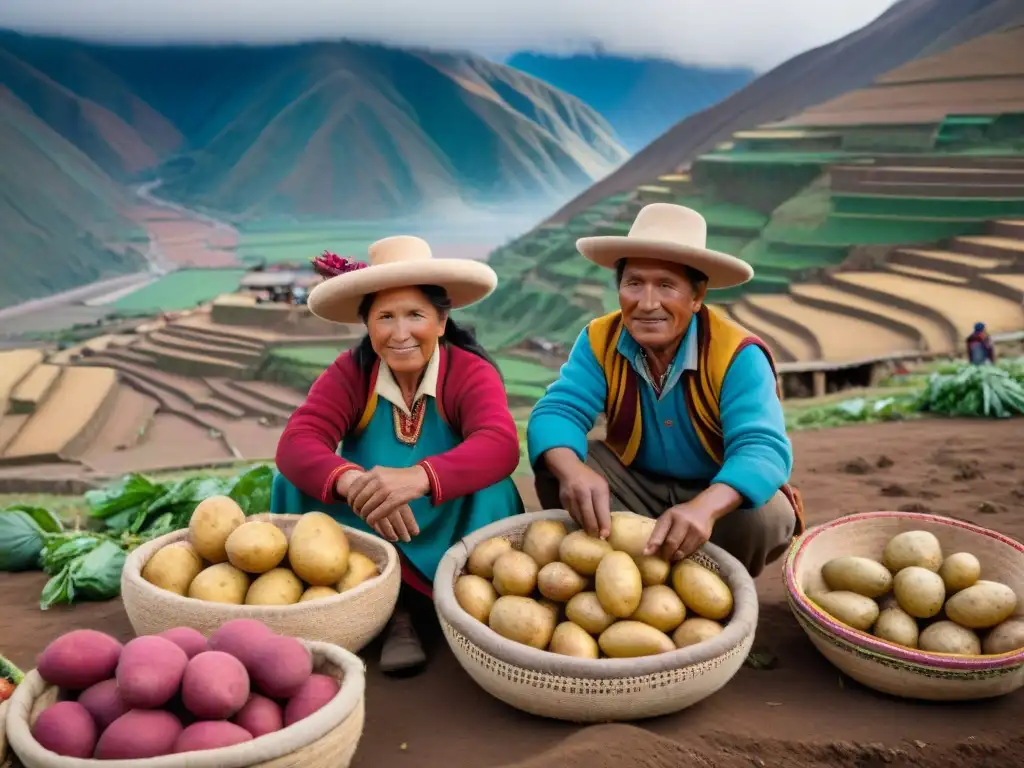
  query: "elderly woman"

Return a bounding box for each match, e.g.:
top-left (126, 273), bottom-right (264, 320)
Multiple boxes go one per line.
top-left (273, 236), bottom-right (524, 676)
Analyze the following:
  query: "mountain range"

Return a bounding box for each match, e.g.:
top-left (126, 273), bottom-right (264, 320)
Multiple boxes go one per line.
top-left (545, 0), bottom-right (1024, 224)
top-left (0, 34), bottom-right (631, 308)
top-left (506, 52), bottom-right (753, 151)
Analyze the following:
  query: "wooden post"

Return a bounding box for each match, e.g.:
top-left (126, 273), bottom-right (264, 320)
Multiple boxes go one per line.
top-left (813, 370), bottom-right (827, 398)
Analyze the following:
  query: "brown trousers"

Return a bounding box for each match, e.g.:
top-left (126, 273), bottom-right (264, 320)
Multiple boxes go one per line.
top-left (534, 441), bottom-right (797, 578)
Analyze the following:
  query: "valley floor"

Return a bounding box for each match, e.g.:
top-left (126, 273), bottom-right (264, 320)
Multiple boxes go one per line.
top-left (2, 418), bottom-right (1022, 768)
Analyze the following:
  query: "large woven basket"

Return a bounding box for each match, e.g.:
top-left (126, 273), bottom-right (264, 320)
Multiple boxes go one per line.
top-left (122, 514), bottom-right (401, 652)
top-left (5, 641), bottom-right (364, 768)
top-left (785, 511), bottom-right (1024, 701)
top-left (433, 509), bottom-right (757, 722)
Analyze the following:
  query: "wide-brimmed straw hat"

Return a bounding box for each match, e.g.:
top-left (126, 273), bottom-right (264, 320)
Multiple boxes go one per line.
top-left (576, 203), bottom-right (754, 289)
top-left (308, 236), bottom-right (498, 324)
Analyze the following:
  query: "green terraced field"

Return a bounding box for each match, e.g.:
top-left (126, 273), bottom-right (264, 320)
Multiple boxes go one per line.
top-left (111, 269), bottom-right (249, 315)
top-left (237, 222), bottom-right (396, 265)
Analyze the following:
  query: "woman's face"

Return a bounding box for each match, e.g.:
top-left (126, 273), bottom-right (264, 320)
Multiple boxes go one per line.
top-left (365, 287), bottom-right (447, 375)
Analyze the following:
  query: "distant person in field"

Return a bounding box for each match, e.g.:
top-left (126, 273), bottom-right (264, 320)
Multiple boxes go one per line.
top-left (274, 239), bottom-right (524, 676)
top-left (966, 322), bottom-right (995, 365)
top-left (527, 204), bottom-right (803, 578)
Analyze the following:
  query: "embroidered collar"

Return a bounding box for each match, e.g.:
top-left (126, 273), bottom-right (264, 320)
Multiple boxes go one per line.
top-left (616, 314), bottom-right (698, 398)
top-left (375, 344), bottom-right (441, 416)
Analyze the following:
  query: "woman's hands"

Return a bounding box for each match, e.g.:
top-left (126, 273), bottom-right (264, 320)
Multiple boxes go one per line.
top-left (336, 466), bottom-right (430, 543)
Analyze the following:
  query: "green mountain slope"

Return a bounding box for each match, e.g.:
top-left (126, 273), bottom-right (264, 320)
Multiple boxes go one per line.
top-left (0, 87), bottom-right (145, 310)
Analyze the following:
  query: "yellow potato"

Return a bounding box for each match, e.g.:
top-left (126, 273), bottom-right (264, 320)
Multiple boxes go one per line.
top-left (245, 568), bottom-right (304, 605)
top-left (492, 550), bottom-right (539, 597)
top-left (188, 495), bottom-right (246, 564)
top-left (821, 556), bottom-right (893, 598)
top-left (565, 591), bottom-right (616, 635)
top-left (598, 621), bottom-right (675, 658)
top-left (811, 591), bottom-right (880, 632)
top-left (919, 620), bottom-right (981, 655)
top-left (287, 512), bottom-right (351, 586)
top-left (558, 531), bottom-right (613, 577)
top-left (522, 520), bottom-right (568, 568)
top-left (300, 585), bottom-right (339, 602)
top-left (548, 622), bottom-right (599, 659)
top-left (454, 574), bottom-right (498, 624)
top-left (337, 551), bottom-right (379, 592)
top-left (595, 551), bottom-right (643, 618)
top-left (142, 541), bottom-right (204, 596)
top-left (982, 618), bottom-right (1024, 655)
top-left (635, 555), bottom-right (669, 586)
top-left (225, 521), bottom-right (288, 574)
top-left (672, 618), bottom-right (723, 648)
top-left (938, 552), bottom-right (981, 594)
top-left (893, 566), bottom-right (945, 619)
top-left (944, 580), bottom-right (1018, 630)
top-left (467, 537), bottom-right (512, 579)
top-left (873, 606), bottom-right (919, 648)
top-left (882, 530), bottom-right (943, 573)
top-left (537, 598), bottom-right (561, 624)
top-left (187, 563), bottom-right (249, 604)
top-left (607, 512), bottom-right (656, 559)
top-left (630, 585), bottom-right (686, 633)
top-left (537, 561), bottom-right (587, 602)
top-left (488, 596), bottom-right (556, 649)
top-left (671, 560), bottom-right (733, 620)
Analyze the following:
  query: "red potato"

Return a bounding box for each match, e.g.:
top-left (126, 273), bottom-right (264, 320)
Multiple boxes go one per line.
top-left (37, 630), bottom-right (122, 690)
top-left (249, 635), bottom-right (313, 698)
top-left (208, 619), bottom-right (274, 669)
top-left (284, 674), bottom-right (340, 726)
top-left (116, 636), bottom-right (189, 709)
top-left (231, 693), bottom-right (284, 738)
top-left (159, 627), bottom-right (209, 658)
top-left (181, 651), bottom-right (250, 720)
top-left (173, 721), bottom-right (253, 754)
top-left (31, 701), bottom-right (97, 758)
top-left (94, 710), bottom-right (183, 759)
top-left (77, 679), bottom-right (128, 730)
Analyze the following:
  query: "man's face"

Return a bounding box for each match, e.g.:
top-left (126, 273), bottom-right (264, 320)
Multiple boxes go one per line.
top-left (618, 258), bottom-right (706, 351)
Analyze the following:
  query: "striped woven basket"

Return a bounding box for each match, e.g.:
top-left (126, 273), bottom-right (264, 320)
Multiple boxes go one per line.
top-left (433, 509), bottom-right (757, 723)
top-left (121, 514), bottom-right (401, 652)
top-left (785, 510), bottom-right (1024, 701)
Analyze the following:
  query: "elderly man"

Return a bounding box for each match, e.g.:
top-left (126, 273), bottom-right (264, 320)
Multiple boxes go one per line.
top-left (527, 203), bottom-right (804, 577)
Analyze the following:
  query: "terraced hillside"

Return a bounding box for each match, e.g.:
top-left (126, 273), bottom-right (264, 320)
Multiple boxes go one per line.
top-left (466, 23), bottom-right (1024, 367)
top-left (0, 300), bottom-right (361, 487)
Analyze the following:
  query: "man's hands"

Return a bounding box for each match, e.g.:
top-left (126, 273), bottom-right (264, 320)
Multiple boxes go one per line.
top-left (544, 448), bottom-right (611, 539)
top-left (643, 484), bottom-right (742, 561)
top-left (335, 466), bottom-right (430, 543)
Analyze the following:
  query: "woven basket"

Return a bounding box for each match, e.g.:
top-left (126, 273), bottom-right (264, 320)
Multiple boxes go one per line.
top-left (433, 509), bottom-right (757, 722)
top-left (1, 700), bottom-right (11, 768)
top-left (5, 641), bottom-right (364, 768)
top-left (122, 514), bottom-right (400, 652)
top-left (785, 510), bottom-right (1024, 701)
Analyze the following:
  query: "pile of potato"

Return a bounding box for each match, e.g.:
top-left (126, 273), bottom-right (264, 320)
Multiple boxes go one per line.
top-left (810, 529), bottom-right (1024, 655)
top-left (29, 619), bottom-right (338, 759)
top-left (454, 513), bottom-right (735, 659)
top-left (142, 497), bottom-right (380, 605)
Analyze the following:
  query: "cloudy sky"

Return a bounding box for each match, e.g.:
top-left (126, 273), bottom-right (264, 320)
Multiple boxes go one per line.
top-left (0, 0), bottom-right (899, 71)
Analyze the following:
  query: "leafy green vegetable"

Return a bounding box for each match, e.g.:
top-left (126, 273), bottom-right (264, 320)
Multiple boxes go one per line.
top-left (87, 464), bottom-right (274, 536)
top-left (0, 506), bottom-right (63, 571)
top-left (38, 535), bottom-right (133, 610)
top-left (787, 395), bottom-right (917, 431)
top-left (918, 363), bottom-right (1024, 418)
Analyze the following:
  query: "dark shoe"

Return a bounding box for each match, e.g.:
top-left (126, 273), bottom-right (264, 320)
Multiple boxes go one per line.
top-left (380, 609), bottom-right (427, 677)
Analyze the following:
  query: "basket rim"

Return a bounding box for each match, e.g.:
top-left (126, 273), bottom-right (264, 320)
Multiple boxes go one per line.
top-left (784, 510), bottom-right (1024, 670)
top-left (5, 640), bottom-right (365, 768)
top-left (122, 514), bottom-right (400, 615)
top-left (434, 509), bottom-right (759, 680)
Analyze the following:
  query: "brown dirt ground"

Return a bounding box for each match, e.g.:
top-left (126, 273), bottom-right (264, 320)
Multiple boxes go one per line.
top-left (2, 418), bottom-right (1023, 768)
